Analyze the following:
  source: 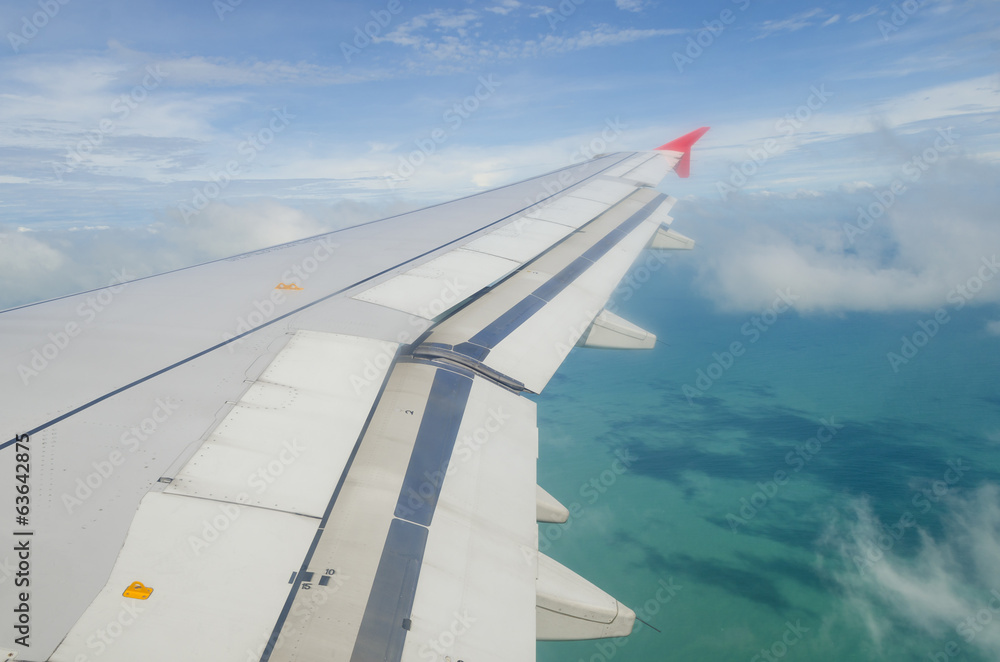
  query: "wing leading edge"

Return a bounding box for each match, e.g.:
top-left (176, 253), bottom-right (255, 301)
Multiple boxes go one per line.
top-left (0, 129), bottom-right (707, 661)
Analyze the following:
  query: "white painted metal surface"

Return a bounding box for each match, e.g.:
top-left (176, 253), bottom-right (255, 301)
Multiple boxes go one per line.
top-left (648, 194), bottom-right (678, 226)
top-left (602, 153), bottom-right (652, 178)
top-left (568, 178), bottom-right (638, 205)
top-left (524, 195), bottom-right (611, 229)
top-left (401, 378), bottom-right (539, 662)
top-left (263, 361), bottom-right (443, 662)
top-left (577, 309), bottom-right (656, 350)
top-left (622, 152), bottom-right (674, 187)
top-left (165, 331), bottom-right (397, 517)
top-left (536, 553), bottom-right (636, 640)
top-left (463, 216), bottom-right (576, 264)
top-left (352, 248), bottom-right (520, 319)
top-left (651, 227), bottom-right (696, 250)
top-left (49, 492), bottom-right (318, 662)
top-left (536, 485), bottom-right (569, 523)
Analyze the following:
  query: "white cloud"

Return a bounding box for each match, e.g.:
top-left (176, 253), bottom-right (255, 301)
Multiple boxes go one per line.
top-left (753, 8), bottom-right (826, 40)
top-left (823, 14), bottom-right (841, 26)
top-left (824, 485), bottom-right (1000, 658)
top-left (378, 10), bottom-right (681, 66)
top-left (848, 6), bottom-right (879, 22)
top-left (688, 153), bottom-right (1000, 314)
top-left (615, 0), bottom-right (647, 12)
top-left (485, 0), bottom-right (522, 15)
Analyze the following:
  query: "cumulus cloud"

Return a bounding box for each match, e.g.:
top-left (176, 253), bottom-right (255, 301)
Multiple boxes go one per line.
top-left (0, 230), bottom-right (70, 306)
top-left (824, 485), bottom-right (1000, 658)
top-left (685, 134), bottom-right (1000, 315)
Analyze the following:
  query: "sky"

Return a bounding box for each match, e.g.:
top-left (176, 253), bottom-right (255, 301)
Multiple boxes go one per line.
top-left (1, 0), bottom-right (998, 312)
top-left (2, 0), bottom-right (1000, 657)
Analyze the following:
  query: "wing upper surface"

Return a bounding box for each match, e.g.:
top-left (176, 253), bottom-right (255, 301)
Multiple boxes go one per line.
top-left (0, 142), bottom-right (702, 660)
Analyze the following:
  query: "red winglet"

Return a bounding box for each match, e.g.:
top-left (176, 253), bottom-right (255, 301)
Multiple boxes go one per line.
top-left (655, 127), bottom-right (710, 178)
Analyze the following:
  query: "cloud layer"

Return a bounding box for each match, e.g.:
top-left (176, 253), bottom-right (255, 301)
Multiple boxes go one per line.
top-left (825, 484), bottom-right (1000, 658)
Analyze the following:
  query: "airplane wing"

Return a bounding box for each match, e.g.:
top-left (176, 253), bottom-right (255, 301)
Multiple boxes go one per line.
top-left (0, 128), bottom-right (708, 662)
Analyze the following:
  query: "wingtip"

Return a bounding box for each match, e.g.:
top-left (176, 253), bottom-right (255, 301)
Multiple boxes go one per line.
top-left (655, 127), bottom-right (710, 178)
top-left (654, 126), bottom-right (710, 153)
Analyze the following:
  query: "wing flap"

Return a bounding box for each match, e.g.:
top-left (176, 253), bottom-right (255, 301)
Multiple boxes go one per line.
top-left (569, 178), bottom-right (641, 205)
top-left (349, 176), bottom-right (641, 321)
top-left (400, 376), bottom-right (539, 662)
top-left (351, 249), bottom-right (521, 320)
top-left (165, 331), bottom-right (397, 517)
top-left (524, 195), bottom-right (610, 229)
top-left (258, 361), bottom-right (539, 662)
top-left (463, 217), bottom-right (576, 264)
top-left (49, 492), bottom-right (318, 662)
top-left (415, 187), bottom-right (669, 393)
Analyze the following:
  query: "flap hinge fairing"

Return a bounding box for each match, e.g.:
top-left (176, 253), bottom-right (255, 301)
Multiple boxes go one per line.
top-left (536, 485), bottom-right (570, 523)
top-left (577, 310), bottom-right (656, 350)
top-left (536, 553), bottom-right (636, 640)
top-left (650, 227), bottom-right (695, 250)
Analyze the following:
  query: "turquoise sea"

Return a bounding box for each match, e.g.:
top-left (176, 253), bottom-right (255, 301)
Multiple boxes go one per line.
top-left (535, 241), bottom-right (1000, 661)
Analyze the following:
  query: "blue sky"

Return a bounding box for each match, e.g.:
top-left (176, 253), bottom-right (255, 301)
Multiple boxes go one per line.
top-left (1, 0), bottom-right (998, 313)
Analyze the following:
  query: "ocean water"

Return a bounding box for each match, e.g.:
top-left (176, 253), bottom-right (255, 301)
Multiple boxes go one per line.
top-left (535, 257), bottom-right (1000, 661)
